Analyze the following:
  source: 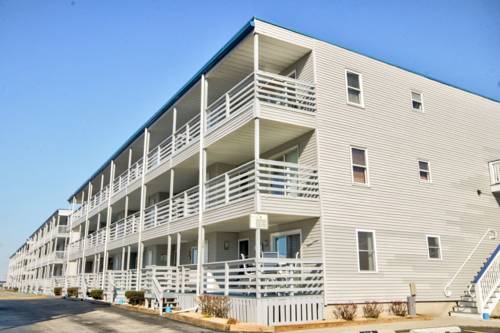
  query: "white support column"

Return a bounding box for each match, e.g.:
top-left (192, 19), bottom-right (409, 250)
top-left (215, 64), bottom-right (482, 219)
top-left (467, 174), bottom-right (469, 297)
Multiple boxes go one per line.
top-left (100, 174), bottom-right (105, 192)
top-left (254, 32), bottom-right (259, 72)
top-left (172, 107), bottom-right (177, 153)
top-left (196, 74), bottom-right (207, 295)
top-left (80, 185), bottom-right (91, 275)
top-left (169, 169), bottom-right (174, 223)
top-left (176, 233), bottom-right (181, 267)
top-left (128, 148), bottom-right (133, 168)
top-left (254, 117), bottom-right (261, 258)
top-left (101, 160), bottom-right (115, 289)
top-left (96, 213), bottom-right (101, 231)
top-left (126, 245), bottom-right (131, 271)
top-left (166, 235), bottom-right (172, 266)
top-left (121, 247), bottom-right (125, 271)
top-left (124, 195), bottom-right (129, 218)
top-left (136, 128), bottom-right (150, 290)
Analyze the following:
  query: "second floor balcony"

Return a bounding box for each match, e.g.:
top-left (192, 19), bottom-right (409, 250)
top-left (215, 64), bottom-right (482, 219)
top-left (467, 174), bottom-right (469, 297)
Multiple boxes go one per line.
top-left (71, 158), bottom-right (319, 251)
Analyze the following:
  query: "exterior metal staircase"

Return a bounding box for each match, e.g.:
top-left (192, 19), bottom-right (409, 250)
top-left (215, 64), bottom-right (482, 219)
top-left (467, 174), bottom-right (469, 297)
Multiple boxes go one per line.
top-left (451, 244), bottom-right (500, 319)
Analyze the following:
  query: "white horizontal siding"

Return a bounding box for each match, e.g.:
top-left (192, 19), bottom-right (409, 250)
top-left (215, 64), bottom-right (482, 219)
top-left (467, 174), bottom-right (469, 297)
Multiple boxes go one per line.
top-left (256, 20), bottom-right (500, 304)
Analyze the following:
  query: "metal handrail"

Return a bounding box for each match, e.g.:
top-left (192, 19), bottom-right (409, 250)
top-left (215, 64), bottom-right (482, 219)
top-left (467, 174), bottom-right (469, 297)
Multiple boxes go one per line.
top-left (444, 228), bottom-right (497, 296)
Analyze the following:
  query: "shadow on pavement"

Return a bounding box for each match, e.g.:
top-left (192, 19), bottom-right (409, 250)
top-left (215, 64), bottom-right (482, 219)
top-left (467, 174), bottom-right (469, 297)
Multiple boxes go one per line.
top-left (0, 297), bottom-right (104, 331)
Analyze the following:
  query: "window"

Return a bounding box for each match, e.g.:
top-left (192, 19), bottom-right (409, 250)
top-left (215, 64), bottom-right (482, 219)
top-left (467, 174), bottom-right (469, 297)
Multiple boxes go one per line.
top-left (346, 71), bottom-right (364, 106)
top-left (411, 91), bottom-right (423, 111)
top-left (271, 230), bottom-right (301, 259)
top-left (427, 235), bottom-right (442, 259)
top-left (418, 160), bottom-right (431, 182)
top-left (357, 230), bottom-right (377, 271)
top-left (351, 147), bottom-right (369, 184)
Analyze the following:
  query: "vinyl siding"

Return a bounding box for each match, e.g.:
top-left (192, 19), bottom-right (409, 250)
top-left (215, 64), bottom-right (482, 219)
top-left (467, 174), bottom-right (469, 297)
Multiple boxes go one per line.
top-left (256, 20), bottom-right (500, 304)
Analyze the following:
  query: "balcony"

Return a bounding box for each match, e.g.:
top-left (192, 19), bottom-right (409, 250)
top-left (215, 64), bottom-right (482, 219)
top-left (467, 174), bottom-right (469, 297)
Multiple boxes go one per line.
top-left (206, 71), bottom-right (316, 133)
top-left (56, 225), bottom-right (70, 235)
top-left (489, 160), bottom-right (500, 193)
top-left (70, 70), bottom-right (317, 227)
top-left (85, 228), bottom-right (106, 251)
top-left (108, 212), bottom-right (140, 243)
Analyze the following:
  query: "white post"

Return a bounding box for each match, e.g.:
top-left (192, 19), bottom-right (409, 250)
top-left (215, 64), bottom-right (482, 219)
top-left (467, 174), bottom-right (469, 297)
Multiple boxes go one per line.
top-left (121, 247), bottom-right (125, 271)
top-left (172, 107), bottom-right (177, 153)
top-left (254, 115), bottom-right (261, 259)
top-left (169, 169), bottom-right (174, 223)
top-left (176, 233), bottom-right (181, 267)
top-left (80, 185), bottom-right (91, 276)
top-left (126, 246), bottom-right (131, 271)
top-left (254, 33), bottom-right (259, 73)
top-left (167, 235), bottom-right (172, 267)
top-left (196, 74), bottom-right (207, 296)
top-left (224, 262), bottom-right (229, 296)
top-left (101, 160), bottom-right (115, 290)
top-left (136, 128), bottom-right (150, 290)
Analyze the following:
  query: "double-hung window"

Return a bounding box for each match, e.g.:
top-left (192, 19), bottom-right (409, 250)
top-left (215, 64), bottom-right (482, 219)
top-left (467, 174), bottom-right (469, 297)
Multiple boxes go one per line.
top-left (426, 235), bottom-right (442, 259)
top-left (351, 147), bottom-right (369, 185)
top-left (418, 160), bottom-right (431, 182)
top-left (411, 91), bottom-right (423, 112)
top-left (357, 230), bottom-right (377, 271)
top-left (346, 70), bottom-right (364, 106)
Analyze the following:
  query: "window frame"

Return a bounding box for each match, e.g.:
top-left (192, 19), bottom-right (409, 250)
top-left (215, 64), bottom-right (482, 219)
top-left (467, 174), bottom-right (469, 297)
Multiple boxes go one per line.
top-left (426, 235), bottom-right (442, 260)
top-left (270, 229), bottom-right (302, 259)
top-left (345, 69), bottom-right (365, 107)
top-left (350, 146), bottom-right (370, 186)
top-left (418, 159), bottom-right (432, 183)
top-left (356, 229), bottom-right (378, 273)
top-left (410, 90), bottom-right (424, 112)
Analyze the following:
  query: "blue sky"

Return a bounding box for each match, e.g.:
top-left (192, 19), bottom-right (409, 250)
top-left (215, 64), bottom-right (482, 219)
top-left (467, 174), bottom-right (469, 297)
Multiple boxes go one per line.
top-left (0, 0), bottom-right (499, 279)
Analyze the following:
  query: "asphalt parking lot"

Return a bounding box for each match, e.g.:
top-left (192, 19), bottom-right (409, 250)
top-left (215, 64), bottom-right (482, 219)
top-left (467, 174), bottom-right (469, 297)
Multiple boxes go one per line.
top-left (0, 292), bottom-right (214, 333)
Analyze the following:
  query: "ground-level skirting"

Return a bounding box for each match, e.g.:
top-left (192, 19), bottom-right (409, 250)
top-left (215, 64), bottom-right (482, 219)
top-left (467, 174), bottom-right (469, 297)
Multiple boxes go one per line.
top-left (176, 293), bottom-right (324, 326)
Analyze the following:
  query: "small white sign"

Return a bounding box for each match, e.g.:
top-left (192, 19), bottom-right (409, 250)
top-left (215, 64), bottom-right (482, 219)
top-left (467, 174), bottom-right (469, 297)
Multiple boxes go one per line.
top-left (249, 214), bottom-right (268, 230)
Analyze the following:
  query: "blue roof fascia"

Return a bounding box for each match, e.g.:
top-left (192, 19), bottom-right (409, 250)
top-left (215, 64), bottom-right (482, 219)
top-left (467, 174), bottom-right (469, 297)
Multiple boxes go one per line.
top-left (67, 18), bottom-right (256, 202)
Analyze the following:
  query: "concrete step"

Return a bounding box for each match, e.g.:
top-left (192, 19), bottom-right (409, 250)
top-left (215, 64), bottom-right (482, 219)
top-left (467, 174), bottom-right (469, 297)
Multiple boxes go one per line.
top-left (460, 295), bottom-right (475, 302)
top-left (452, 306), bottom-right (478, 314)
top-left (449, 311), bottom-right (481, 319)
top-left (457, 300), bottom-right (476, 307)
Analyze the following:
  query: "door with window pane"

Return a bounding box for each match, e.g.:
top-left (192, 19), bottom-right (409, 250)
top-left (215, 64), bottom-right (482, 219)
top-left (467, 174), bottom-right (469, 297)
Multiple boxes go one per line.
top-left (272, 148), bottom-right (299, 197)
top-left (273, 233), bottom-right (301, 258)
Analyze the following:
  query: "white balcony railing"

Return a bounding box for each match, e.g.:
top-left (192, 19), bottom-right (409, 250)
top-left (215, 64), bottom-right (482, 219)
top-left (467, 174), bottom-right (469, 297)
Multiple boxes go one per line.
top-left (143, 186), bottom-right (199, 231)
top-left (55, 251), bottom-right (65, 260)
top-left (206, 71), bottom-right (316, 131)
top-left (70, 72), bottom-right (315, 226)
top-left (205, 159), bottom-right (319, 209)
top-left (88, 185), bottom-right (110, 212)
top-left (147, 114), bottom-right (201, 172)
top-left (136, 258), bottom-right (323, 298)
top-left (85, 228), bottom-right (106, 250)
top-left (489, 160), bottom-right (500, 186)
top-left (57, 225), bottom-right (69, 234)
top-left (108, 211), bottom-right (140, 242)
top-left (112, 157), bottom-right (144, 195)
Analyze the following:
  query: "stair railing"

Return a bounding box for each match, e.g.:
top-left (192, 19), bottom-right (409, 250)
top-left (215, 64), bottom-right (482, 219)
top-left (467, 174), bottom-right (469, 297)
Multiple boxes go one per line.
top-left (474, 244), bottom-right (500, 315)
top-left (151, 272), bottom-right (164, 315)
top-left (444, 229), bottom-right (497, 297)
